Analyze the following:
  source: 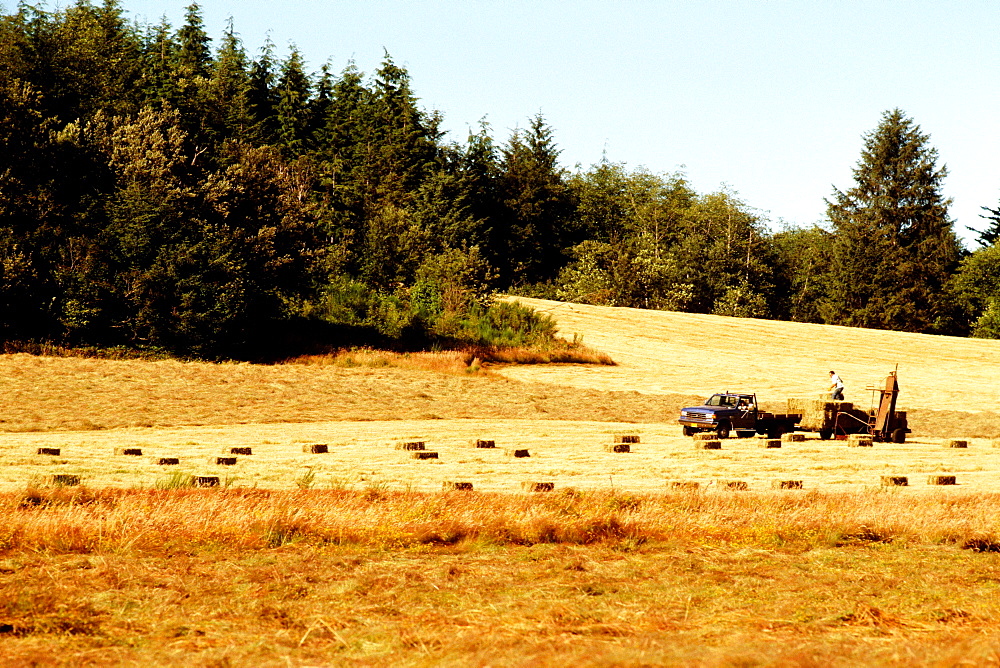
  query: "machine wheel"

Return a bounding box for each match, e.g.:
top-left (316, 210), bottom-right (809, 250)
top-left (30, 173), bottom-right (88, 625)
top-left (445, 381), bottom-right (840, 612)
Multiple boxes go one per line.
top-left (682, 426), bottom-right (695, 437)
top-left (716, 421), bottom-right (731, 439)
top-left (735, 430), bottom-right (755, 439)
top-left (891, 428), bottom-right (906, 444)
top-left (819, 429), bottom-right (832, 441)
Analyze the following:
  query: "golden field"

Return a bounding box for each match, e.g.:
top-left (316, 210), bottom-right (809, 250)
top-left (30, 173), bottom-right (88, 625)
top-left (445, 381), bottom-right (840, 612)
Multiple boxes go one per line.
top-left (4, 301), bottom-right (1000, 666)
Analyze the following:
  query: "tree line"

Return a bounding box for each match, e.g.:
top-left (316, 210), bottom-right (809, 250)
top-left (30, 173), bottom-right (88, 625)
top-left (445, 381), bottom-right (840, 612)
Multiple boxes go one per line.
top-left (0, 2), bottom-right (997, 359)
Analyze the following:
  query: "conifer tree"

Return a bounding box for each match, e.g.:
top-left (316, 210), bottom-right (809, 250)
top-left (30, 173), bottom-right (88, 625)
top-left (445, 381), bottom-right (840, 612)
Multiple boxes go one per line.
top-left (497, 114), bottom-right (576, 285)
top-left (176, 2), bottom-right (211, 78)
top-left (826, 109), bottom-right (961, 333)
top-left (275, 46), bottom-right (311, 155)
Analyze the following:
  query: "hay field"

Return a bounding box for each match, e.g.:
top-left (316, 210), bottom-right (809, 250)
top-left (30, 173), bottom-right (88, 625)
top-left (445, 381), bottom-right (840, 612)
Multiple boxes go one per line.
top-left (4, 420), bottom-right (1000, 494)
top-left (500, 297), bottom-right (1000, 414)
top-left (3, 298), bottom-right (1000, 493)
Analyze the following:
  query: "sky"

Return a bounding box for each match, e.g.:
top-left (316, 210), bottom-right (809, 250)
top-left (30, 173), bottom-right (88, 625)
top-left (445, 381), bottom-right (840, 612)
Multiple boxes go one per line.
top-left (113, 0), bottom-right (999, 246)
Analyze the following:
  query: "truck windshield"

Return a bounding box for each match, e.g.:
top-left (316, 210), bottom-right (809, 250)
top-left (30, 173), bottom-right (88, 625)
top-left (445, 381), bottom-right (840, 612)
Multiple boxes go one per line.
top-left (705, 395), bottom-right (734, 407)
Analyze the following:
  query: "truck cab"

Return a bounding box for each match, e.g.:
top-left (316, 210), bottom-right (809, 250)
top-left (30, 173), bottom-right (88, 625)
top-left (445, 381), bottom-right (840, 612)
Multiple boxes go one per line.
top-left (678, 393), bottom-right (758, 439)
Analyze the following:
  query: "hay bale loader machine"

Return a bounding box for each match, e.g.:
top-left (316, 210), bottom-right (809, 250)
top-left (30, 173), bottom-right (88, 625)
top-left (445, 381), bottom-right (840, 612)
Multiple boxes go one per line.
top-left (785, 370), bottom-right (910, 442)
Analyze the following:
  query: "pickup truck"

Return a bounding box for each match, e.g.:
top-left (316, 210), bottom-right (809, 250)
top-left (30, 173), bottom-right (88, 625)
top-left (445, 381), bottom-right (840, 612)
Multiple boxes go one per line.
top-left (678, 392), bottom-right (801, 439)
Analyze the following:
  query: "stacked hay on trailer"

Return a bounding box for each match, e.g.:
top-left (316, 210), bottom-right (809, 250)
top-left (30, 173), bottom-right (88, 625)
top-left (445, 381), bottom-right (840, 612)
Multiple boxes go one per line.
top-left (786, 399), bottom-right (853, 432)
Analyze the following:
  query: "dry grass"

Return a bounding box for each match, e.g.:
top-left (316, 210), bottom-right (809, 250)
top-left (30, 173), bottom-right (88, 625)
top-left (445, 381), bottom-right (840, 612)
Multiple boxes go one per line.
top-left (2, 488), bottom-right (1000, 666)
top-left (7, 299), bottom-right (1000, 664)
top-left (7, 419), bottom-right (1000, 494)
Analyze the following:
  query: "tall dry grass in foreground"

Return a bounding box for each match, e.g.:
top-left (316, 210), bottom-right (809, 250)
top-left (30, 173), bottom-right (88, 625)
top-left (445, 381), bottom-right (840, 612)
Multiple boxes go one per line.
top-left (4, 489), bottom-right (1000, 666)
top-left (3, 487), bottom-right (1000, 554)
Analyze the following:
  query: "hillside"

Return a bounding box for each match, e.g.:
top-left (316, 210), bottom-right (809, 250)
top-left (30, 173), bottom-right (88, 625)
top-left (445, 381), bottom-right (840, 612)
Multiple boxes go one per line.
top-left (501, 297), bottom-right (1000, 415)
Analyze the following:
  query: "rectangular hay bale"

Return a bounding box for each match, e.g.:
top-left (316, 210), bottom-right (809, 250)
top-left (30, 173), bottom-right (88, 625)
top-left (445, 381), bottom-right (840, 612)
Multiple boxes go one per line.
top-left (154, 457), bottom-right (179, 466)
top-left (604, 443), bottom-right (631, 453)
top-left (114, 448), bottom-right (143, 456)
top-left (411, 451), bottom-right (439, 460)
top-left (848, 435), bottom-right (873, 447)
top-left (944, 439), bottom-right (969, 449)
top-left (928, 475), bottom-right (956, 486)
top-left (614, 435), bottom-right (640, 444)
top-left (773, 480), bottom-right (803, 489)
top-left (759, 439), bottom-right (782, 448)
top-left (696, 440), bottom-right (721, 450)
top-left (474, 440), bottom-right (496, 448)
top-left (781, 433), bottom-right (805, 443)
top-left (396, 441), bottom-right (426, 451)
top-left (443, 482), bottom-right (474, 491)
top-left (522, 481), bottom-right (554, 492)
top-left (881, 476), bottom-right (908, 487)
top-left (212, 457), bottom-right (237, 466)
top-left (229, 447), bottom-right (252, 455)
top-left (722, 480), bottom-right (748, 491)
top-left (51, 474), bottom-right (80, 487)
top-left (303, 444), bottom-right (329, 454)
top-left (36, 448), bottom-right (60, 456)
top-left (670, 481), bottom-right (700, 490)
top-left (505, 448), bottom-right (530, 458)
top-left (193, 476), bottom-right (219, 488)
top-left (692, 433), bottom-right (719, 441)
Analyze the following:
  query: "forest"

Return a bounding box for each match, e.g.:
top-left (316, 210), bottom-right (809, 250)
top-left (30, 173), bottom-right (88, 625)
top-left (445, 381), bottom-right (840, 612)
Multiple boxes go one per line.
top-left (1, 1), bottom-right (999, 359)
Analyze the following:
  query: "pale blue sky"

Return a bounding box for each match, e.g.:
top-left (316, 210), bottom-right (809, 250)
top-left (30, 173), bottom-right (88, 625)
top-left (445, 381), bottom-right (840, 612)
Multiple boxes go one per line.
top-left (115, 1), bottom-right (999, 245)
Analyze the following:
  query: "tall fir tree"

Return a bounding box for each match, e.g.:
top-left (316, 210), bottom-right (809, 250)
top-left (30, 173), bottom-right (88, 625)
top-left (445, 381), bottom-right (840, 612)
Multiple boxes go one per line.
top-left (274, 46), bottom-right (311, 155)
top-left (826, 109), bottom-right (961, 334)
top-left (975, 202), bottom-right (1000, 247)
top-left (496, 114), bottom-right (577, 285)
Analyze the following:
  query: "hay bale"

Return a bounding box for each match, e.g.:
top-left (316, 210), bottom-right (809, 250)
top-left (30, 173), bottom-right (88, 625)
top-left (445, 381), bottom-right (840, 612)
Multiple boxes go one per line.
top-left (51, 474), bottom-right (80, 487)
top-left (670, 481), bottom-right (700, 490)
top-left (847, 434), bottom-right (873, 447)
top-left (396, 441), bottom-right (426, 451)
top-left (928, 475), bottom-right (956, 486)
top-left (759, 439), bottom-right (782, 448)
top-left (303, 444), bottom-right (328, 454)
top-left (211, 457), bottom-right (237, 466)
top-left (696, 440), bottom-right (722, 450)
top-left (411, 451), bottom-right (439, 460)
top-left (604, 443), bottom-right (631, 453)
top-left (787, 398), bottom-right (857, 432)
top-left (881, 476), bottom-right (908, 487)
top-left (193, 476), bottom-right (219, 488)
top-left (614, 435), bottom-right (640, 444)
top-left (474, 440), bottom-right (496, 448)
top-left (443, 482), bottom-right (474, 491)
top-left (114, 447), bottom-right (143, 456)
top-left (229, 447), bottom-right (252, 455)
top-left (522, 482), bottom-right (554, 492)
top-left (691, 432), bottom-right (717, 441)
top-left (505, 448), bottom-right (530, 458)
top-left (781, 433), bottom-right (805, 443)
top-left (944, 439), bottom-right (969, 449)
top-left (154, 457), bottom-right (179, 466)
top-left (36, 448), bottom-right (60, 456)
top-left (722, 480), bottom-right (748, 491)
top-left (773, 480), bottom-right (803, 490)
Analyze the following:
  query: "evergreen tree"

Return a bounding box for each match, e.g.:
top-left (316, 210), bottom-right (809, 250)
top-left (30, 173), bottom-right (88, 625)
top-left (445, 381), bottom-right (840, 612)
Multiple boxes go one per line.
top-left (975, 202), bottom-right (1000, 247)
top-left (274, 46), bottom-right (311, 155)
top-left (176, 2), bottom-right (211, 79)
top-left (826, 109), bottom-right (961, 334)
top-left (203, 19), bottom-right (252, 142)
top-left (496, 114), bottom-right (577, 285)
top-left (247, 37), bottom-right (279, 142)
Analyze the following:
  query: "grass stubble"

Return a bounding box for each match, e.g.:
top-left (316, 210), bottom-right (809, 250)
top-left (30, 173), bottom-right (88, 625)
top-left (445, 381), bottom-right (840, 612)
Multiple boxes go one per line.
top-left (2, 486), bottom-right (1000, 666)
top-left (6, 298), bottom-right (1000, 666)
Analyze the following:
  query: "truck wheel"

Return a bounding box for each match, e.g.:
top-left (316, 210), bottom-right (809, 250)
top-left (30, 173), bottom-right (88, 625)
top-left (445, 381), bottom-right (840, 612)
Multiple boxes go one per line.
top-left (819, 429), bottom-right (832, 440)
top-left (891, 428), bottom-right (906, 444)
top-left (736, 430), bottom-right (755, 439)
top-left (767, 428), bottom-right (785, 439)
top-left (682, 426), bottom-right (695, 437)
top-left (716, 422), bottom-right (731, 439)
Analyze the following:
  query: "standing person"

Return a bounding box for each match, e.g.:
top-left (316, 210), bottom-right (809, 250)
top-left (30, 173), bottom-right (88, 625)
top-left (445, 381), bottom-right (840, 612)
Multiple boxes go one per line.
top-left (829, 370), bottom-right (845, 400)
